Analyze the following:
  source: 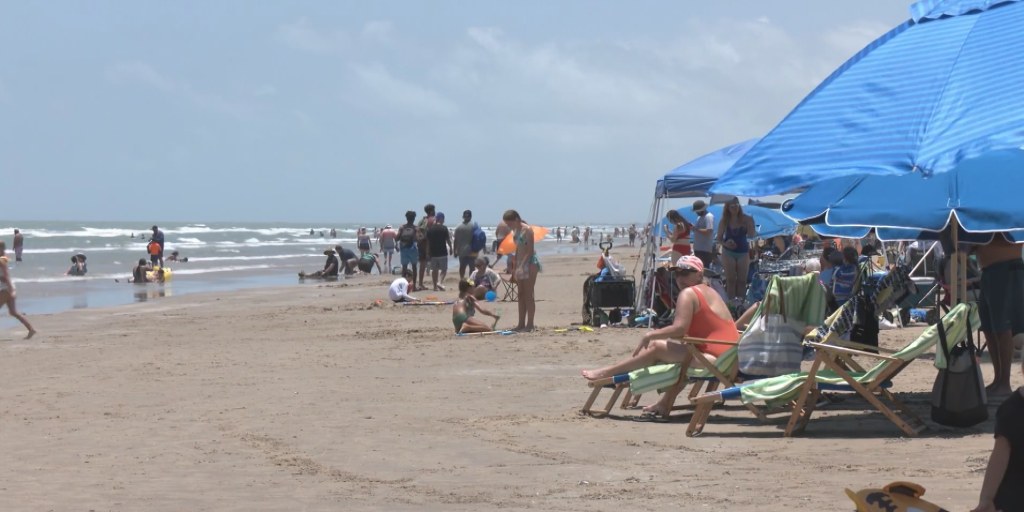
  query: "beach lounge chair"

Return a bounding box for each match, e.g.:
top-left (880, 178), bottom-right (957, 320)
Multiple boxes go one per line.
top-left (582, 273), bottom-right (826, 422)
top-left (690, 302), bottom-right (977, 437)
top-left (686, 265), bottom-right (917, 435)
top-left (581, 342), bottom-right (742, 418)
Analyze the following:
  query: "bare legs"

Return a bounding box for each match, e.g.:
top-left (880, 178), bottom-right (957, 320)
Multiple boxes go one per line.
top-left (581, 339), bottom-right (691, 381)
top-left (1, 290), bottom-right (35, 339)
top-left (984, 329), bottom-right (1014, 395)
top-left (514, 265), bottom-right (537, 331)
top-left (431, 265), bottom-right (443, 291)
top-left (720, 252), bottom-right (751, 300)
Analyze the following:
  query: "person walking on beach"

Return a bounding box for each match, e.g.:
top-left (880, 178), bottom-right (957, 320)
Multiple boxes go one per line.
top-left (416, 203), bottom-right (436, 290)
top-left (453, 210), bottom-right (477, 280)
top-left (976, 233), bottom-right (1024, 398)
top-left (379, 224), bottom-right (397, 271)
top-left (717, 197), bottom-right (756, 302)
top-left (357, 228), bottom-right (371, 255)
top-left (150, 225), bottom-right (165, 267)
top-left (0, 241), bottom-right (36, 339)
top-left (397, 211), bottom-right (419, 286)
top-left (12, 229), bottom-right (24, 262)
top-left (426, 212), bottom-right (452, 291)
top-left (504, 209), bottom-right (539, 331)
top-left (628, 224), bottom-right (637, 247)
top-left (691, 201), bottom-right (715, 268)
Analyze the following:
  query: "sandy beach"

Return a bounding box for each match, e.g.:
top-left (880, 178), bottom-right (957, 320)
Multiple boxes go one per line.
top-left (0, 252), bottom-right (1012, 511)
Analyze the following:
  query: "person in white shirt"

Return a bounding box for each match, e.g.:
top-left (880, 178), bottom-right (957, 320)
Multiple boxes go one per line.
top-left (691, 200), bottom-right (715, 268)
top-left (468, 256), bottom-right (503, 300)
top-left (388, 270), bottom-right (420, 303)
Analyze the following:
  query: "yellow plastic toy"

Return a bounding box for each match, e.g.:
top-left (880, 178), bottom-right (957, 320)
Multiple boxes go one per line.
top-left (846, 481), bottom-right (949, 512)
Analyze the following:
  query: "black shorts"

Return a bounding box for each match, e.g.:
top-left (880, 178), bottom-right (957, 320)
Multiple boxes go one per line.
top-left (979, 259), bottom-right (1024, 334)
top-left (418, 243), bottom-right (428, 262)
top-left (358, 260), bottom-right (373, 273)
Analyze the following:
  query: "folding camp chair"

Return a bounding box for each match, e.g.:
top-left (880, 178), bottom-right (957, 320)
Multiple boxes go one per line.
top-left (690, 302), bottom-right (977, 437)
top-left (498, 275), bottom-right (518, 302)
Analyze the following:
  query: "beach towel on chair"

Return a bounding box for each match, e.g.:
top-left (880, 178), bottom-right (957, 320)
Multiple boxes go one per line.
top-left (627, 364), bottom-right (681, 395)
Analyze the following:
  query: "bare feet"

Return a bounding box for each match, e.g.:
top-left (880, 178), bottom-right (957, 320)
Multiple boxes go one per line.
top-left (641, 404), bottom-right (668, 418)
top-left (25, 330), bottom-right (36, 340)
top-left (580, 369), bottom-right (605, 381)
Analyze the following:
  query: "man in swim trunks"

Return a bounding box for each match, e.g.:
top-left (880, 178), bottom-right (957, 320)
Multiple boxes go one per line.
top-left (334, 245), bottom-right (359, 275)
top-left (976, 233), bottom-right (1024, 397)
top-left (416, 203), bottom-right (436, 290)
top-left (150, 225), bottom-right (165, 268)
top-left (426, 212), bottom-right (452, 291)
top-left (379, 224), bottom-right (397, 271)
top-left (13, 229), bottom-right (23, 262)
top-left (453, 210), bottom-right (477, 280)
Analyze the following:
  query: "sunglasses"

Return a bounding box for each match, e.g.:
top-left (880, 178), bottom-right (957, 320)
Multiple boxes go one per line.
top-left (671, 267), bottom-right (698, 274)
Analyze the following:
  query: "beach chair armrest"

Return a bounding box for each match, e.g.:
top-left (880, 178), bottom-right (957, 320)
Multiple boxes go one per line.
top-left (671, 336), bottom-right (739, 347)
top-left (804, 342), bottom-right (900, 361)
top-left (833, 340), bottom-right (899, 355)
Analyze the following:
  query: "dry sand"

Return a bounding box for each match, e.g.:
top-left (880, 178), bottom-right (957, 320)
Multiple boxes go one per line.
top-left (0, 253), bottom-right (1013, 511)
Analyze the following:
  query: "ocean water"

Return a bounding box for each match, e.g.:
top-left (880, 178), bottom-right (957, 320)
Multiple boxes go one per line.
top-left (0, 220), bottom-right (625, 328)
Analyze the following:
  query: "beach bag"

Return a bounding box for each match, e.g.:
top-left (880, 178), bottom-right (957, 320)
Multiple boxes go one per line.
top-left (470, 224), bottom-right (487, 253)
top-left (738, 286), bottom-right (806, 377)
top-left (398, 225), bottom-right (416, 248)
top-left (931, 315), bottom-right (987, 427)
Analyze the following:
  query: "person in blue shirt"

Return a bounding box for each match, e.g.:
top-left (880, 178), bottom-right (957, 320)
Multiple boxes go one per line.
top-left (830, 247), bottom-right (860, 308)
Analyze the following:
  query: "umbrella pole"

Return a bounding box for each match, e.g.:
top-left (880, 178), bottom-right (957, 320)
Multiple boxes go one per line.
top-left (950, 218), bottom-right (961, 305)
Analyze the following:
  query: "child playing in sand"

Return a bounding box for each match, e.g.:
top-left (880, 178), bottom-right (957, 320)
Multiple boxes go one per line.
top-left (973, 358), bottom-right (1024, 511)
top-left (453, 279), bottom-right (500, 334)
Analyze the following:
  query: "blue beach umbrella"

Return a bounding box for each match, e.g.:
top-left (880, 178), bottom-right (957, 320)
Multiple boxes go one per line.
top-left (782, 149), bottom-right (1024, 242)
top-left (711, 0), bottom-right (1024, 197)
top-left (656, 203), bottom-right (796, 240)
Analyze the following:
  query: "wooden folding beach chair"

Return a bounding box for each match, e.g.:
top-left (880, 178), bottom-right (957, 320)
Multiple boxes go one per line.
top-left (580, 339), bottom-right (747, 418)
top-left (687, 267), bottom-right (915, 436)
top-left (689, 302), bottom-right (977, 437)
top-left (784, 302), bottom-right (977, 437)
top-left (583, 273), bottom-right (826, 422)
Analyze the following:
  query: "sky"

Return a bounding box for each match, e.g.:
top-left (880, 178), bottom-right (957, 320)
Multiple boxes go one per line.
top-left (0, 1), bottom-right (911, 225)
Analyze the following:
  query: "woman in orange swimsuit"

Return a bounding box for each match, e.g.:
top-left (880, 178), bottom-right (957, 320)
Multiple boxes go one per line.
top-left (581, 254), bottom-right (738, 417)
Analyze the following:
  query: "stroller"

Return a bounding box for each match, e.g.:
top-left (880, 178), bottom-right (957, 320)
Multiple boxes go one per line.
top-left (581, 241), bottom-right (635, 326)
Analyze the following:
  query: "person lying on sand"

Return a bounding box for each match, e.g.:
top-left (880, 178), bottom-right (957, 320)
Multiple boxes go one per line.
top-left (453, 279), bottom-right (500, 334)
top-left (581, 255), bottom-right (738, 418)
